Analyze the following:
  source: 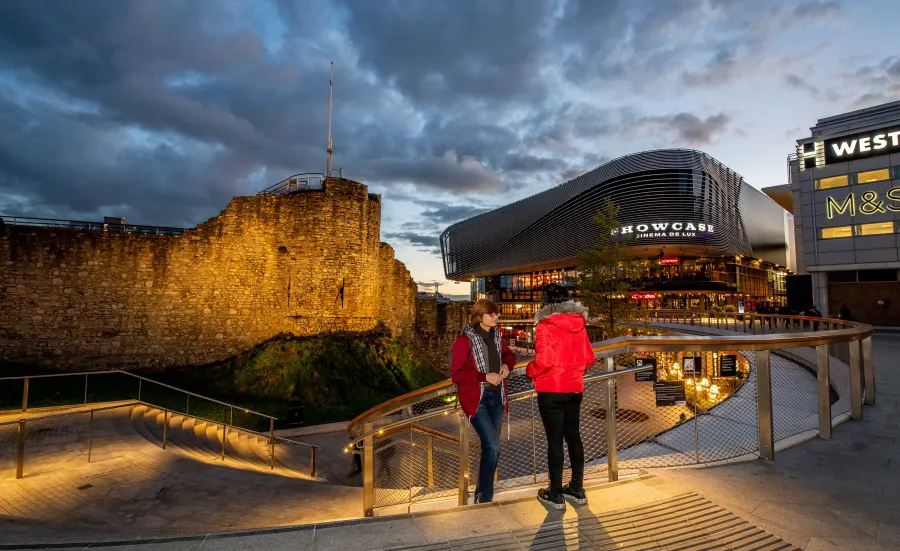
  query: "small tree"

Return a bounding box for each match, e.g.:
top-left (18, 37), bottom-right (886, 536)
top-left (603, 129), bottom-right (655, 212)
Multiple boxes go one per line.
top-left (577, 199), bottom-right (642, 341)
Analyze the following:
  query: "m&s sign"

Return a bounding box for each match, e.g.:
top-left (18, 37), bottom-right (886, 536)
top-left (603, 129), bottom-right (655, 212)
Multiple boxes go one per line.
top-left (826, 187), bottom-right (900, 219)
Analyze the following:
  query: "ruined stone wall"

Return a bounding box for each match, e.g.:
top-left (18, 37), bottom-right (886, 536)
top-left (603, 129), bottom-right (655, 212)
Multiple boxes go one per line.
top-left (410, 298), bottom-right (473, 376)
top-left (0, 178), bottom-right (416, 370)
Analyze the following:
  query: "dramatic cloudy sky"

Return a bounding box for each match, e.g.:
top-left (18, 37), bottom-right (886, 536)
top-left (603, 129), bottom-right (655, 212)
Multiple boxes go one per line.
top-left (1, 1), bottom-right (899, 296)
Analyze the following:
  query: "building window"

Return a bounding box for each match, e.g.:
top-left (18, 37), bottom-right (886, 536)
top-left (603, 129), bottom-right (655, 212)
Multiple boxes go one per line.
top-left (815, 175), bottom-right (848, 190)
top-left (856, 221), bottom-right (895, 236)
top-left (853, 168), bottom-right (890, 185)
top-left (858, 269), bottom-right (898, 282)
top-left (820, 226), bottom-right (852, 239)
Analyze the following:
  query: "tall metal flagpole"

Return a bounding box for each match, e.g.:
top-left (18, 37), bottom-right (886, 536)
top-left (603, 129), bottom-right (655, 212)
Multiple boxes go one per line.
top-left (326, 61), bottom-right (334, 177)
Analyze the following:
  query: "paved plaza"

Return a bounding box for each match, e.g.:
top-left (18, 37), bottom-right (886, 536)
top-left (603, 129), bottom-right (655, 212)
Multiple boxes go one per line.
top-left (0, 331), bottom-right (898, 549)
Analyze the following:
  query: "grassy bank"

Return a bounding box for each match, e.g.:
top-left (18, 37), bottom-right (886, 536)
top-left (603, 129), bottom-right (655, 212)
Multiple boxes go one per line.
top-left (0, 329), bottom-right (444, 430)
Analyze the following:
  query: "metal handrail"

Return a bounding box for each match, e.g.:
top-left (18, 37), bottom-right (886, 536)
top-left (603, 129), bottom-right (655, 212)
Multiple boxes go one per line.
top-left (349, 364), bottom-right (654, 446)
top-left (0, 401), bottom-right (138, 428)
top-left (0, 215), bottom-right (186, 235)
top-left (0, 369), bottom-right (277, 421)
top-left (4, 400), bottom-right (317, 479)
top-left (353, 314), bottom-right (876, 517)
top-left (347, 315), bottom-right (871, 438)
top-left (257, 173), bottom-right (326, 195)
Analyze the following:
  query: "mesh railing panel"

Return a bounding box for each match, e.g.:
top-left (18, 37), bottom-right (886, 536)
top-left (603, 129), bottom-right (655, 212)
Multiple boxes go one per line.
top-left (770, 348), bottom-right (819, 441)
top-left (372, 429), bottom-right (413, 508)
top-left (829, 342), bottom-right (852, 420)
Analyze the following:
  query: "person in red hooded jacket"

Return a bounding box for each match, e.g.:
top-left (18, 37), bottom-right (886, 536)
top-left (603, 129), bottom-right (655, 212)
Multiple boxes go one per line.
top-left (526, 284), bottom-right (596, 509)
top-left (450, 298), bottom-right (517, 503)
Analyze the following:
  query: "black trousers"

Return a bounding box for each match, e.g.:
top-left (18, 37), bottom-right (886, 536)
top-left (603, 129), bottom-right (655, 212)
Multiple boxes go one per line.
top-left (537, 392), bottom-right (584, 496)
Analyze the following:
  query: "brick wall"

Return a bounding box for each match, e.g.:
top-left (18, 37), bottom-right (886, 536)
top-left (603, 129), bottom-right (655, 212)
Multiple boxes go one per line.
top-left (828, 282), bottom-right (900, 326)
top-left (0, 177), bottom-right (417, 370)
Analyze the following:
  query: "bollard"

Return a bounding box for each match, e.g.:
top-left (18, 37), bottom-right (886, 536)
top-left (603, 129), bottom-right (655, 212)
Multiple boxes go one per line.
top-left (16, 420), bottom-right (26, 479)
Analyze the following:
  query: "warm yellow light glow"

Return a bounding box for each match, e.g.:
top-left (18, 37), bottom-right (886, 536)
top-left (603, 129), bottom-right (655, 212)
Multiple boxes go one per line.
top-left (378, 429), bottom-right (384, 435)
top-left (700, 378), bottom-right (710, 387)
top-left (710, 384), bottom-right (719, 394)
top-left (686, 378), bottom-right (693, 387)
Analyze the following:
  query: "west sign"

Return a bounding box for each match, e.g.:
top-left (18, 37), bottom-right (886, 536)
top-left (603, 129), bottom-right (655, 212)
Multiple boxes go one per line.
top-left (824, 126), bottom-right (900, 164)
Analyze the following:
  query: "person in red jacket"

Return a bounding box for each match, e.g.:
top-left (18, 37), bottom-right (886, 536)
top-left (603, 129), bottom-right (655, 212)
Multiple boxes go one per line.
top-left (526, 284), bottom-right (596, 509)
top-left (451, 298), bottom-right (517, 503)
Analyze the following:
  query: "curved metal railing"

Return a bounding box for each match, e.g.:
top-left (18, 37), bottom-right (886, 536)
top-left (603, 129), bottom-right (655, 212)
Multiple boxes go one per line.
top-left (348, 314), bottom-right (875, 517)
top-left (257, 173), bottom-right (326, 195)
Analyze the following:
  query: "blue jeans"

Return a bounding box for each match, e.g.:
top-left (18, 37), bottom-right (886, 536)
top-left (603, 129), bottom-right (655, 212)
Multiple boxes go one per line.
top-left (470, 388), bottom-right (504, 503)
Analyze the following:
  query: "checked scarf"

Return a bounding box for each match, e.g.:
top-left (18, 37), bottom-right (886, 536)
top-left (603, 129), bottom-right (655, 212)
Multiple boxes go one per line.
top-left (462, 325), bottom-right (507, 408)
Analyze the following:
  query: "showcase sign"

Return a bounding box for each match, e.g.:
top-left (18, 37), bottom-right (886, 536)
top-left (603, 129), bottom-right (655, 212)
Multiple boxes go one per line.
top-left (825, 187), bottom-right (900, 219)
top-left (824, 126), bottom-right (900, 164)
top-left (611, 222), bottom-right (714, 239)
top-left (630, 292), bottom-right (658, 300)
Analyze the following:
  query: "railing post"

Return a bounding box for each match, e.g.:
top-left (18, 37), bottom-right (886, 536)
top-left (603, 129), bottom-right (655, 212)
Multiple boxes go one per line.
top-left (363, 423), bottom-right (375, 517)
top-left (163, 410), bottom-right (168, 449)
top-left (138, 378), bottom-right (142, 402)
top-left (22, 377), bottom-right (29, 412)
top-left (458, 411), bottom-right (470, 506)
top-left (84, 374), bottom-right (89, 405)
top-left (849, 340), bottom-right (863, 420)
top-left (862, 336), bottom-right (876, 405)
top-left (531, 395), bottom-right (537, 484)
top-left (16, 420), bottom-right (26, 479)
top-left (817, 345), bottom-right (832, 438)
top-left (426, 434), bottom-right (434, 488)
top-left (605, 356), bottom-right (618, 482)
top-left (756, 350), bottom-right (774, 461)
top-left (310, 446), bottom-right (317, 478)
top-left (88, 410), bottom-right (94, 463)
top-left (229, 406), bottom-right (233, 426)
top-left (269, 418), bottom-right (275, 470)
top-left (221, 424), bottom-right (227, 460)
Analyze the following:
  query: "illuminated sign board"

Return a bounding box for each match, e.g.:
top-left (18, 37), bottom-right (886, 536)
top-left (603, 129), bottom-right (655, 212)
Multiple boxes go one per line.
top-left (630, 292), bottom-right (658, 300)
top-left (824, 126), bottom-right (900, 164)
top-left (825, 187), bottom-right (900, 219)
top-left (612, 222), bottom-right (714, 239)
top-left (659, 257), bottom-right (679, 265)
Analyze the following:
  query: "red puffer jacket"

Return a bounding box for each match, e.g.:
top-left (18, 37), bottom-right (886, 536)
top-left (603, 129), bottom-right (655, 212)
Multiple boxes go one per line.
top-left (526, 302), bottom-right (596, 393)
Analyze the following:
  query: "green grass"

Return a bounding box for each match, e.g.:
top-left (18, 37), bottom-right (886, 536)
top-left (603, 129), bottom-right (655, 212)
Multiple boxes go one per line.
top-left (0, 329), bottom-right (444, 430)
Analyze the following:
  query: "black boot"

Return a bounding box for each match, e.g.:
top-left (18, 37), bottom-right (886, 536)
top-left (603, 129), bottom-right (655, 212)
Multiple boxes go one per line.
top-left (537, 488), bottom-right (565, 510)
top-left (561, 484), bottom-right (587, 506)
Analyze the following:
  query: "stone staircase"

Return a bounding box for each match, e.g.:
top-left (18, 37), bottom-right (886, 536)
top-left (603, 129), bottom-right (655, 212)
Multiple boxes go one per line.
top-left (128, 404), bottom-right (316, 479)
top-left (0, 403), bottom-right (317, 481)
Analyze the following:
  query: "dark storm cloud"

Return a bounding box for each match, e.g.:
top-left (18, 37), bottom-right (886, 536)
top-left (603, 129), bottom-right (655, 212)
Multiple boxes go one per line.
top-left (383, 232), bottom-right (439, 248)
top-left (337, 0), bottom-right (555, 107)
top-left (637, 113), bottom-right (731, 145)
top-left (848, 56), bottom-right (900, 109)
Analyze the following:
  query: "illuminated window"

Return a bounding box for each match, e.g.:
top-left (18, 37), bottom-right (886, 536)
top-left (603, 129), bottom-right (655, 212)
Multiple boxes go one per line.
top-left (853, 169), bottom-right (890, 184)
top-left (815, 175), bottom-right (848, 190)
top-left (856, 221), bottom-right (895, 236)
top-left (820, 226), bottom-right (852, 239)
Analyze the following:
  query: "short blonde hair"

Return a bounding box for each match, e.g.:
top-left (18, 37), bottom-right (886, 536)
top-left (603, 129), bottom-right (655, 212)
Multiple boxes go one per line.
top-left (469, 298), bottom-right (499, 325)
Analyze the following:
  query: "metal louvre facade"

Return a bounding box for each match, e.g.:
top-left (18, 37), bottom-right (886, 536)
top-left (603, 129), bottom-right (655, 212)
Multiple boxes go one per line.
top-left (441, 149), bottom-right (788, 280)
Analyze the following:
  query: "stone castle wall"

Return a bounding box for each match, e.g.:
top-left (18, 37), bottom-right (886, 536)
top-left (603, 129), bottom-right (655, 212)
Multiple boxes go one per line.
top-left (0, 178), bottom-right (416, 370)
top-left (412, 298), bottom-right (473, 376)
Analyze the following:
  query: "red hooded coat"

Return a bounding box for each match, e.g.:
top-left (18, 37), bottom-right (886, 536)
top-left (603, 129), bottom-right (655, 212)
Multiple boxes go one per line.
top-left (526, 301), bottom-right (596, 393)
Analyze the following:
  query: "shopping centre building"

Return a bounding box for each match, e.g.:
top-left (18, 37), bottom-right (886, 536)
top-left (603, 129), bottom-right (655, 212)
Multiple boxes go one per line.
top-left (440, 149), bottom-right (795, 322)
top-left (783, 99), bottom-right (900, 326)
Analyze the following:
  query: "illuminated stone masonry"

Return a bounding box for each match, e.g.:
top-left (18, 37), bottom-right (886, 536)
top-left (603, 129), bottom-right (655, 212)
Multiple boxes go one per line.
top-left (0, 178), bottom-right (417, 370)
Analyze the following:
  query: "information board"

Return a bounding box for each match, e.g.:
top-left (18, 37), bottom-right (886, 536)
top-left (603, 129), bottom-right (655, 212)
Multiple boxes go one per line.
top-left (682, 356), bottom-right (701, 377)
top-left (634, 357), bottom-right (657, 382)
top-left (654, 381), bottom-right (687, 406)
top-left (719, 354), bottom-right (738, 377)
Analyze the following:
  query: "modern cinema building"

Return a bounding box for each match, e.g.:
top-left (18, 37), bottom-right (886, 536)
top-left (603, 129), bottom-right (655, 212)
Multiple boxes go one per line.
top-left (441, 149), bottom-right (795, 319)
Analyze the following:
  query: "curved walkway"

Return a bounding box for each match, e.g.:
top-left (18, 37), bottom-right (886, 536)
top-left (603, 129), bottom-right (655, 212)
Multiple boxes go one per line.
top-left (1, 331), bottom-right (898, 549)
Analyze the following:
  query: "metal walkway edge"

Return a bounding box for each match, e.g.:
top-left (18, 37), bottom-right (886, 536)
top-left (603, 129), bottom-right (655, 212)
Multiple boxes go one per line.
top-left (387, 493), bottom-right (797, 551)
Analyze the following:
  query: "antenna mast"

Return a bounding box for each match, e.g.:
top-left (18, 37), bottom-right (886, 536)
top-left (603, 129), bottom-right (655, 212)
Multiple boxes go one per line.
top-left (326, 61), bottom-right (334, 177)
